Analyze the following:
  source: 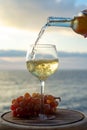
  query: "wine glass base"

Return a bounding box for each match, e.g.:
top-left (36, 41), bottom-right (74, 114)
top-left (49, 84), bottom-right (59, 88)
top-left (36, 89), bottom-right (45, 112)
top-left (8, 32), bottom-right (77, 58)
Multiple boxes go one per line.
top-left (39, 114), bottom-right (55, 120)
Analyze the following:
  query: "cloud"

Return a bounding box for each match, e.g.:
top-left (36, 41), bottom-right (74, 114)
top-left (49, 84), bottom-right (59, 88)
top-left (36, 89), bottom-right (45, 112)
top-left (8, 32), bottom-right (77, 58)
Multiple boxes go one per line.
top-left (0, 50), bottom-right (26, 57)
top-left (0, 0), bottom-right (87, 30)
top-left (0, 50), bottom-right (87, 57)
top-left (59, 57), bottom-right (87, 70)
top-left (58, 51), bottom-right (87, 57)
top-left (0, 50), bottom-right (87, 70)
top-left (0, 57), bottom-right (26, 70)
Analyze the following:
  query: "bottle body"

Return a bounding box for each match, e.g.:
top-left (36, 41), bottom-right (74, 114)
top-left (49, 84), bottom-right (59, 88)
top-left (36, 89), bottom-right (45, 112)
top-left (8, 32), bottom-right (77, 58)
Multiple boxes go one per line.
top-left (72, 15), bottom-right (87, 36)
top-left (47, 10), bottom-right (87, 37)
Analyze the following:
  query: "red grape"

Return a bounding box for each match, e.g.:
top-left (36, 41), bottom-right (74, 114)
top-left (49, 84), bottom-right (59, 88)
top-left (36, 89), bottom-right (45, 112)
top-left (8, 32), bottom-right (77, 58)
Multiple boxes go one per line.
top-left (10, 92), bottom-right (60, 118)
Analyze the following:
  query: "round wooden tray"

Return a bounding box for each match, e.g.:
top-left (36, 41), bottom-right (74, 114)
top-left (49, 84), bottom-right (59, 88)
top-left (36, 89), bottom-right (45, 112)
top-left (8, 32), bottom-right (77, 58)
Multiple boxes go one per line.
top-left (1, 109), bottom-right (84, 126)
top-left (1, 109), bottom-right (87, 130)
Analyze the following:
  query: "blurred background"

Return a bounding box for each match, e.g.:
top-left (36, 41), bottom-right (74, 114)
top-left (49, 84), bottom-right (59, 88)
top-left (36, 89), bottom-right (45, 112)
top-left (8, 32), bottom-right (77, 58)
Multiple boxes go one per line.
top-left (0, 0), bottom-right (87, 115)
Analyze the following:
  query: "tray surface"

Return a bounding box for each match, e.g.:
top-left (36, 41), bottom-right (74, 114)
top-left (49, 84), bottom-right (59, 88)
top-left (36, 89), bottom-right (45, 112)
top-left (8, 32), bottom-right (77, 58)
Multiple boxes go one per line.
top-left (1, 109), bottom-right (85, 126)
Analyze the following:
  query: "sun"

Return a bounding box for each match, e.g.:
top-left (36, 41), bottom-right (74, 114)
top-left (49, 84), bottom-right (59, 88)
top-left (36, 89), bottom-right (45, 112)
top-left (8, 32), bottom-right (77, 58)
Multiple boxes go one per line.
top-left (0, 25), bottom-right (15, 50)
top-left (0, 24), bottom-right (37, 50)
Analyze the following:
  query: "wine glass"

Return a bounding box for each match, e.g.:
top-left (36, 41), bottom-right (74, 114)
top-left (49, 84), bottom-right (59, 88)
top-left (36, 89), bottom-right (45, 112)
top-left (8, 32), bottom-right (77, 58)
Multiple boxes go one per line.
top-left (26, 44), bottom-right (59, 120)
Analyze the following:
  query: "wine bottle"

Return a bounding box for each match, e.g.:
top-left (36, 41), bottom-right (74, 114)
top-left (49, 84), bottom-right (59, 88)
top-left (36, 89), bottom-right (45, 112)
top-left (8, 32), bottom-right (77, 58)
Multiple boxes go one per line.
top-left (47, 9), bottom-right (87, 37)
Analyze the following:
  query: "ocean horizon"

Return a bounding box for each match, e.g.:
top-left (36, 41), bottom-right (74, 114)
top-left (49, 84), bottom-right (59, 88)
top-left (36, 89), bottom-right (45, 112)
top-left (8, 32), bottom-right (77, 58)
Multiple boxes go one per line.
top-left (0, 69), bottom-right (87, 116)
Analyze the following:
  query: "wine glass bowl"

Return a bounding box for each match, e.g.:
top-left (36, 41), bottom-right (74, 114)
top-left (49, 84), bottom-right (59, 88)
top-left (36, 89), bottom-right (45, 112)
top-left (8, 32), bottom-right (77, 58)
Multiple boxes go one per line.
top-left (26, 44), bottom-right (59, 120)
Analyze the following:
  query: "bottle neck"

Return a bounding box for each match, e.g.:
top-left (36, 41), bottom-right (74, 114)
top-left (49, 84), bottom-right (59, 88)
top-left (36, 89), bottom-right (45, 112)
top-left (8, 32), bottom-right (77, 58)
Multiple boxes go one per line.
top-left (47, 17), bottom-right (73, 28)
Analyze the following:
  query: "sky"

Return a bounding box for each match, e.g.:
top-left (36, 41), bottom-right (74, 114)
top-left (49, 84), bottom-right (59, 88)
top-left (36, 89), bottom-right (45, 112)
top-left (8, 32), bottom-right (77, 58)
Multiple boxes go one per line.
top-left (0, 0), bottom-right (87, 70)
top-left (0, 0), bottom-right (87, 51)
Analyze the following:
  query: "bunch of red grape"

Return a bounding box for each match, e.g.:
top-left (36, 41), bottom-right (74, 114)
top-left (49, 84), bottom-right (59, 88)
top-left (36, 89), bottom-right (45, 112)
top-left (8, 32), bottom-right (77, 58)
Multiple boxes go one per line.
top-left (10, 93), bottom-right (60, 118)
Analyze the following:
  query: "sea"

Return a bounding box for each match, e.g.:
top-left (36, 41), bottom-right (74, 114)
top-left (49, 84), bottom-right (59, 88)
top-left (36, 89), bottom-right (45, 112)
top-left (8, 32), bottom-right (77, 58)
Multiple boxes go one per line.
top-left (0, 69), bottom-right (87, 115)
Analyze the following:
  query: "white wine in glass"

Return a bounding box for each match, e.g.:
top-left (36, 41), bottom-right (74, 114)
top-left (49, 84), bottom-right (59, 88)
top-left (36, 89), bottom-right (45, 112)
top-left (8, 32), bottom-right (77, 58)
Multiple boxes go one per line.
top-left (26, 44), bottom-right (59, 120)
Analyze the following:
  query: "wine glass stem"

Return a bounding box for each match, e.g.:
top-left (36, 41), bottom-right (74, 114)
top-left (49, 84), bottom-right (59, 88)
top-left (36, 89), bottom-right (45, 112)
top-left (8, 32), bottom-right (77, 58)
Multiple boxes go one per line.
top-left (40, 80), bottom-right (45, 114)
